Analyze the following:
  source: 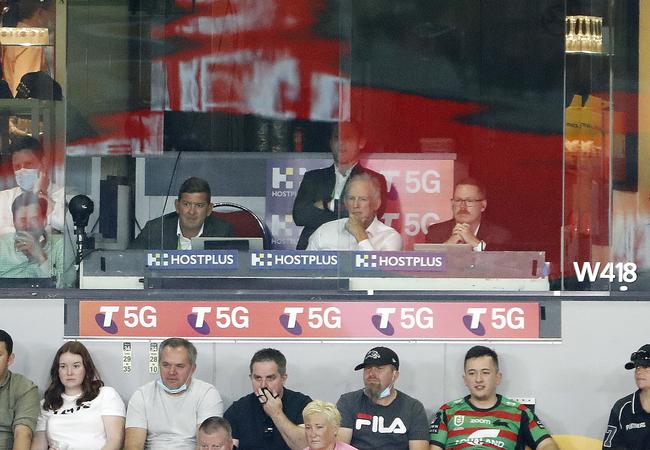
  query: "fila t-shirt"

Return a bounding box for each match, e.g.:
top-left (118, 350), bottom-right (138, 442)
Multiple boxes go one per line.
top-left (337, 389), bottom-right (429, 450)
top-left (429, 394), bottom-right (551, 450)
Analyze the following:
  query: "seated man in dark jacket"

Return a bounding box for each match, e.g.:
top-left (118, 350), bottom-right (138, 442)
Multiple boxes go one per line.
top-left (129, 177), bottom-right (233, 250)
top-left (426, 177), bottom-right (510, 251)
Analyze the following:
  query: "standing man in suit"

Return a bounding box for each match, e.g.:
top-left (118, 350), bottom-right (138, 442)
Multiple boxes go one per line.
top-left (129, 177), bottom-right (233, 250)
top-left (425, 177), bottom-right (510, 251)
top-left (292, 122), bottom-right (387, 250)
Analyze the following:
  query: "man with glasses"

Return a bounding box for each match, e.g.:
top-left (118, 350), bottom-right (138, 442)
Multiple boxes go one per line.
top-left (130, 176), bottom-right (233, 249)
top-left (425, 177), bottom-right (510, 251)
top-left (603, 344), bottom-right (650, 449)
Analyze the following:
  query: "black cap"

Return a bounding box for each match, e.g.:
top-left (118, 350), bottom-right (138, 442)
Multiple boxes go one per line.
top-left (625, 344), bottom-right (650, 370)
top-left (354, 347), bottom-right (399, 371)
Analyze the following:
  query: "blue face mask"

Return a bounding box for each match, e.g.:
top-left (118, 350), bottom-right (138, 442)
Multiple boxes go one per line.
top-left (377, 384), bottom-right (392, 399)
top-left (157, 378), bottom-right (188, 395)
top-left (14, 168), bottom-right (40, 192)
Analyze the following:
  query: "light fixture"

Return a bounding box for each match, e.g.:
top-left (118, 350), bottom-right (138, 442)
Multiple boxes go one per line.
top-left (0, 27), bottom-right (48, 46)
top-left (565, 16), bottom-right (603, 54)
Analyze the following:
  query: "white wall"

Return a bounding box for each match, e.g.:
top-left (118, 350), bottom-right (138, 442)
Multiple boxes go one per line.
top-left (1, 299), bottom-right (647, 440)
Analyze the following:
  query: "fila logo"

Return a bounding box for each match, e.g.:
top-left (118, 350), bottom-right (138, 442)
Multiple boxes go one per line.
top-left (355, 414), bottom-right (407, 434)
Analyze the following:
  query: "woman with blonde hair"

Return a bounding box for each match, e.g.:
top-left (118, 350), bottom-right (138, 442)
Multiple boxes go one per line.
top-left (302, 400), bottom-right (357, 450)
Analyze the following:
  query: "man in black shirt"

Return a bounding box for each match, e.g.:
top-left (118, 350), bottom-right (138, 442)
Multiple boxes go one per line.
top-left (224, 348), bottom-right (312, 450)
top-left (603, 344), bottom-right (650, 449)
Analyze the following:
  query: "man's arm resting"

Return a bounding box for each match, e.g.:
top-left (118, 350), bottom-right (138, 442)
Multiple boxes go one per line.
top-left (123, 427), bottom-right (147, 450)
top-left (12, 424), bottom-right (33, 450)
top-left (337, 427), bottom-right (353, 444)
top-left (269, 411), bottom-right (307, 450)
top-left (537, 436), bottom-right (560, 450)
top-left (101, 416), bottom-right (125, 450)
top-left (408, 439), bottom-right (429, 450)
top-left (292, 175), bottom-right (337, 227)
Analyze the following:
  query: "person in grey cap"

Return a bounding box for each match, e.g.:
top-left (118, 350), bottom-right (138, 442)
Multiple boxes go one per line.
top-left (335, 347), bottom-right (428, 450)
top-left (603, 344), bottom-right (650, 449)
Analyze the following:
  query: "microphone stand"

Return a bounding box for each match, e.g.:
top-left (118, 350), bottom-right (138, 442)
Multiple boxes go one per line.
top-left (73, 223), bottom-right (86, 288)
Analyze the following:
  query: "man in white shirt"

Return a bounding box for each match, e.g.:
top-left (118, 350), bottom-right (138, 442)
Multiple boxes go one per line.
top-left (124, 338), bottom-right (223, 450)
top-left (307, 173), bottom-right (401, 251)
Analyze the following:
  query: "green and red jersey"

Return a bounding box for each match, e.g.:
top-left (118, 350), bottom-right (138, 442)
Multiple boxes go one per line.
top-left (429, 394), bottom-right (552, 449)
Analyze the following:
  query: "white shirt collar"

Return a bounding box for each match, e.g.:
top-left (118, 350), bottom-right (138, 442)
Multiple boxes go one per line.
top-left (176, 220), bottom-right (204, 250)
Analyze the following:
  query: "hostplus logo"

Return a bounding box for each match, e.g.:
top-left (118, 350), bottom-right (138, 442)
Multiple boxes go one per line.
top-left (251, 252), bottom-right (273, 267)
top-left (271, 166), bottom-right (307, 197)
top-left (271, 214), bottom-right (295, 237)
top-left (354, 252), bottom-right (445, 272)
top-left (355, 253), bottom-right (377, 268)
top-left (250, 251), bottom-right (338, 269)
top-left (147, 252), bottom-right (169, 267)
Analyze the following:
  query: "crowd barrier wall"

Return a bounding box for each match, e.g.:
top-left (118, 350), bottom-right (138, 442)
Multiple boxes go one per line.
top-left (1, 298), bottom-right (646, 442)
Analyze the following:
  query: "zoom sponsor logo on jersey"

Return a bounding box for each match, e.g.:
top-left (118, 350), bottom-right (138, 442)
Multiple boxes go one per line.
top-left (355, 413), bottom-right (407, 434)
top-left (250, 251), bottom-right (339, 269)
top-left (353, 252), bottom-right (446, 272)
top-left (146, 251), bottom-right (238, 269)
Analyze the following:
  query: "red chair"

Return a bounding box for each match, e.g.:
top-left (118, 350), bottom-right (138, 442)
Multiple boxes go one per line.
top-left (211, 202), bottom-right (269, 249)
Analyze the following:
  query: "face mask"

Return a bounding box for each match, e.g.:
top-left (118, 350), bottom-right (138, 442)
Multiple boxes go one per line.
top-left (377, 384), bottom-right (393, 399)
top-left (157, 378), bottom-right (188, 395)
top-left (14, 168), bottom-right (39, 192)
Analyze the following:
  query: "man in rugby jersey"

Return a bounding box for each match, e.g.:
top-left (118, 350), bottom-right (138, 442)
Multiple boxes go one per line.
top-left (429, 346), bottom-right (559, 450)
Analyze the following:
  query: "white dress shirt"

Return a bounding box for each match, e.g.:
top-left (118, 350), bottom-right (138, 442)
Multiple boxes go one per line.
top-left (307, 217), bottom-right (402, 251)
top-left (176, 221), bottom-right (204, 250)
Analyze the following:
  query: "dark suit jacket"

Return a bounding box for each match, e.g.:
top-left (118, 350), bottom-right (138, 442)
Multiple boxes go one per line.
top-left (129, 212), bottom-right (234, 250)
top-left (292, 163), bottom-right (387, 250)
top-left (425, 218), bottom-right (511, 250)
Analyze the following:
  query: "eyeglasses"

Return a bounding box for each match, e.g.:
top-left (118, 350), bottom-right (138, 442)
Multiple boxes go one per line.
top-left (451, 198), bottom-right (484, 206)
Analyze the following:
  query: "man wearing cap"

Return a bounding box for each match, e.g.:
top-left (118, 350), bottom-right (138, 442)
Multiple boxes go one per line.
top-left (335, 347), bottom-right (429, 450)
top-left (603, 344), bottom-right (650, 449)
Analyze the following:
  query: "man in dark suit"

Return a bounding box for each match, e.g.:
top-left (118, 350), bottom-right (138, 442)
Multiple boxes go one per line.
top-left (129, 177), bottom-right (233, 249)
top-left (426, 178), bottom-right (510, 251)
top-left (292, 122), bottom-right (387, 250)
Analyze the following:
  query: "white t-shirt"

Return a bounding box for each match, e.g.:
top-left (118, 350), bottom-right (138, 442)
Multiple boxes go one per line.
top-left (125, 378), bottom-right (223, 450)
top-left (36, 386), bottom-right (125, 450)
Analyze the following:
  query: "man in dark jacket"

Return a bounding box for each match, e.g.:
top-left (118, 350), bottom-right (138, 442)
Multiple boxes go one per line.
top-left (426, 177), bottom-right (510, 251)
top-left (292, 122), bottom-right (387, 250)
top-left (130, 177), bottom-right (233, 250)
